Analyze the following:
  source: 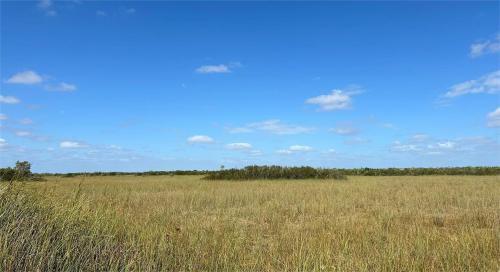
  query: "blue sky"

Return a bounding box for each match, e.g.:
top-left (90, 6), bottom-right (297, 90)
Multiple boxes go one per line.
top-left (1, 1), bottom-right (499, 172)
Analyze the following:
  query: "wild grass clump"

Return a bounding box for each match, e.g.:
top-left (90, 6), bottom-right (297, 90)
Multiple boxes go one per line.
top-left (203, 165), bottom-right (346, 180)
top-left (0, 184), bottom-right (138, 271)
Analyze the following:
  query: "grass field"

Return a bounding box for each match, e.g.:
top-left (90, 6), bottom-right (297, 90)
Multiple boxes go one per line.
top-left (1, 175), bottom-right (499, 271)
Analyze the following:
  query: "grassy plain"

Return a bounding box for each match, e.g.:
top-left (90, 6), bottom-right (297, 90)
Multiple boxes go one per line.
top-left (1, 175), bottom-right (499, 271)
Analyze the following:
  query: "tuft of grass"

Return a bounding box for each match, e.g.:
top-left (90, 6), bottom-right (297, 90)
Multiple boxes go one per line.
top-left (1, 175), bottom-right (499, 271)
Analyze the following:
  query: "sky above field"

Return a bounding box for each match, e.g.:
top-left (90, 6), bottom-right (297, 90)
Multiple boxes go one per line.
top-left (0, 1), bottom-right (499, 172)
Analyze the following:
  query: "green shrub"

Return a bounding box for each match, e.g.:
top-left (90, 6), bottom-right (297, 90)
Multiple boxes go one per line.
top-left (203, 165), bottom-right (346, 181)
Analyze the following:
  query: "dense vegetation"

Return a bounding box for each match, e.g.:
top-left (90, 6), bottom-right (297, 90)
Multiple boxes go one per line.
top-left (0, 161), bottom-right (39, 182)
top-left (336, 166), bottom-right (500, 176)
top-left (40, 170), bottom-right (211, 178)
top-left (36, 166), bottom-right (500, 179)
top-left (203, 165), bottom-right (346, 180)
top-left (2, 161), bottom-right (499, 181)
top-left (1, 175), bottom-right (498, 271)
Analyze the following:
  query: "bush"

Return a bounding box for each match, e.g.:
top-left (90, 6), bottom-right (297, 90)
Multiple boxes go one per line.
top-left (0, 161), bottom-right (33, 182)
top-left (203, 165), bottom-right (346, 181)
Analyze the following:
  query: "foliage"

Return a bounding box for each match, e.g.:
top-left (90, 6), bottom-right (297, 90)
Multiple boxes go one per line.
top-left (0, 161), bottom-right (34, 182)
top-left (37, 166), bottom-right (500, 179)
top-left (336, 166), bottom-right (500, 176)
top-left (203, 165), bottom-right (346, 180)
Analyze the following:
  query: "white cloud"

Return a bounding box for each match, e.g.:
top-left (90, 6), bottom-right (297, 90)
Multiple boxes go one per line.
top-left (289, 145), bottom-right (312, 152)
top-left (411, 133), bottom-right (430, 142)
top-left (0, 138), bottom-right (6, 148)
top-left (227, 127), bottom-right (253, 133)
top-left (6, 70), bottom-right (43, 85)
top-left (470, 34), bottom-right (500, 58)
top-left (306, 88), bottom-right (362, 111)
top-left (344, 137), bottom-right (369, 145)
top-left (444, 70), bottom-right (500, 98)
top-left (487, 107), bottom-right (500, 128)
top-left (125, 8), bottom-right (136, 14)
top-left (60, 141), bottom-right (86, 148)
top-left (36, 0), bottom-right (56, 16)
top-left (15, 131), bottom-right (31, 137)
top-left (329, 123), bottom-right (359, 135)
top-left (382, 123), bottom-right (395, 129)
top-left (391, 141), bottom-right (421, 152)
top-left (187, 135), bottom-right (214, 144)
top-left (428, 141), bottom-right (456, 150)
top-left (228, 119), bottom-right (313, 135)
top-left (195, 64), bottom-right (231, 74)
top-left (0, 96), bottom-right (20, 104)
top-left (226, 143), bottom-right (252, 150)
top-left (38, 0), bottom-right (52, 9)
top-left (389, 135), bottom-right (498, 156)
top-left (96, 10), bottom-right (107, 16)
top-left (0, 114), bottom-right (7, 120)
top-left (19, 118), bottom-right (34, 125)
top-left (277, 145), bottom-right (313, 154)
top-left (46, 82), bottom-right (77, 92)
top-left (45, 10), bottom-right (57, 16)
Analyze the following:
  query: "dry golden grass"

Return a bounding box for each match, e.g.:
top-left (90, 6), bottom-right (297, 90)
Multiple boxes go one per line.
top-left (2, 175), bottom-right (499, 271)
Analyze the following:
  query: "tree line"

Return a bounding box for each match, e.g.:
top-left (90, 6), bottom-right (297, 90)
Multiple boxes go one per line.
top-left (1, 162), bottom-right (499, 182)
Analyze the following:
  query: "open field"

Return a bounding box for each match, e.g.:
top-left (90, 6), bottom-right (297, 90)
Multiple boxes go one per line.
top-left (1, 175), bottom-right (499, 271)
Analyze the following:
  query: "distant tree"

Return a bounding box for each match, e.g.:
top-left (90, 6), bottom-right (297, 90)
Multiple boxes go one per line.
top-left (15, 161), bottom-right (32, 180)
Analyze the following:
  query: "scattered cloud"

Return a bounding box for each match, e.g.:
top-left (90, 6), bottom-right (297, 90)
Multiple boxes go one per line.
top-left (226, 142), bottom-right (252, 150)
top-left (470, 34), bottom-right (500, 58)
top-left (60, 141), bottom-right (86, 148)
top-left (19, 118), bottom-right (34, 125)
top-left (5, 70), bottom-right (76, 93)
top-left (382, 123), bottom-right (396, 129)
top-left (15, 131), bottom-right (32, 137)
top-left (5, 70), bottom-right (43, 85)
top-left (306, 87), bottom-right (362, 111)
top-left (0, 96), bottom-right (20, 104)
top-left (326, 148), bottom-right (336, 154)
top-left (487, 107), bottom-right (500, 128)
top-left (390, 135), bottom-right (499, 156)
top-left (277, 145), bottom-right (313, 154)
top-left (187, 135), bottom-right (215, 144)
top-left (443, 70), bottom-right (500, 98)
top-left (410, 133), bottom-right (430, 142)
top-left (45, 82), bottom-right (77, 92)
top-left (391, 141), bottom-right (421, 152)
top-left (45, 10), bottom-right (57, 16)
top-left (38, 0), bottom-right (52, 9)
top-left (96, 10), bottom-right (107, 16)
top-left (195, 62), bottom-right (241, 74)
top-left (228, 119), bottom-right (314, 135)
top-left (0, 138), bottom-right (7, 148)
top-left (125, 8), bottom-right (136, 14)
top-left (344, 137), bottom-right (369, 145)
top-left (0, 114), bottom-right (7, 120)
top-left (196, 64), bottom-right (230, 74)
top-left (37, 0), bottom-right (56, 16)
top-left (329, 122), bottom-right (360, 136)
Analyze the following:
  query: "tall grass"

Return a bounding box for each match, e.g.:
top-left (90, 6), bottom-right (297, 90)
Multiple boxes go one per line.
top-left (0, 183), bottom-right (140, 271)
top-left (1, 175), bottom-right (499, 271)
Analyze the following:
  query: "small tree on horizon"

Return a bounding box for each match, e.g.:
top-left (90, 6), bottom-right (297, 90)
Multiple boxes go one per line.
top-left (15, 161), bottom-right (32, 180)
